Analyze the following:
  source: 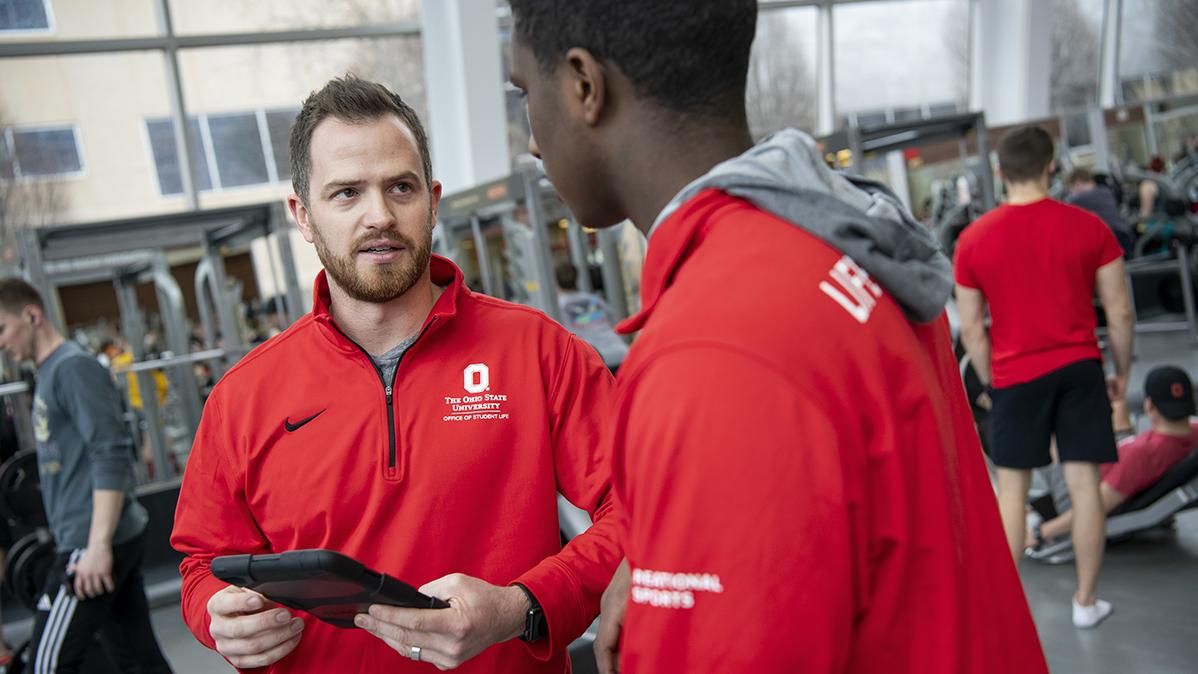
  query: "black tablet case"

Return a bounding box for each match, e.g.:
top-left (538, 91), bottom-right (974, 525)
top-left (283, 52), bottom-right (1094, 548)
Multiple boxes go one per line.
top-left (211, 549), bottom-right (449, 628)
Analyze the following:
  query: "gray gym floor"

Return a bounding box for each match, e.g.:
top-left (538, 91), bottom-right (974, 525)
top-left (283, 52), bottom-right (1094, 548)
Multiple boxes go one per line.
top-left (1020, 511), bottom-right (1198, 673)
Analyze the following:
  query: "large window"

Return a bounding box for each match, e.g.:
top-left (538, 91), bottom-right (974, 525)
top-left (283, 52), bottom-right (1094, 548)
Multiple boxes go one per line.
top-left (168, 0), bottom-right (417, 36)
top-left (1119, 0), bottom-right (1198, 102)
top-left (146, 109), bottom-right (297, 196)
top-left (748, 6), bottom-right (818, 138)
top-left (1049, 0), bottom-right (1103, 112)
top-left (174, 36), bottom-right (426, 199)
top-left (836, 0), bottom-right (969, 118)
top-left (1, 126), bottom-right (83, 179)
top-left (0, 0), bottom-right (51, 32)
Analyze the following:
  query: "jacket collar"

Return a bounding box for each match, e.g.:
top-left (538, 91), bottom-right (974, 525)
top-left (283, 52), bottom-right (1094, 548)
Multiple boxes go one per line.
top-left (616, 189), bottom-right (724, 335)
top-left (312, 254), bottom-right (466, 352)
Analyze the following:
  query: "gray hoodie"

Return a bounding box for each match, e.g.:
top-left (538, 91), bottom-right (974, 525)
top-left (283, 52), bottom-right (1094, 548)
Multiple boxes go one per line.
top-left (651, 129), bottom-right (953, 323)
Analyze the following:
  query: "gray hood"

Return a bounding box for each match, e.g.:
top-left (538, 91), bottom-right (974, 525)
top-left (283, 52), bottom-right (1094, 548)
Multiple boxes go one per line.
top-left (651, 128), bottom-right (952, 323)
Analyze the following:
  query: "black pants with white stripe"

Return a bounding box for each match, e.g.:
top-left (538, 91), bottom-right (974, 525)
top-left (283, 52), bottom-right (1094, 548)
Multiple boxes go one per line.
top-left (30, 533), bottom-right (173, 674)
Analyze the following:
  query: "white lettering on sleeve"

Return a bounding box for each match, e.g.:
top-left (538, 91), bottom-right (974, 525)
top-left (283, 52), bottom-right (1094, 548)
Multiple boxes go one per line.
top-left (819, 255), bottom-right (883, 324)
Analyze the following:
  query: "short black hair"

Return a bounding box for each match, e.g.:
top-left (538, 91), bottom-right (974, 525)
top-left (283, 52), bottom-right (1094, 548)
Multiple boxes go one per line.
top-left (290, 75), bottom-right (432, 204)
top-left (997, 126), bottom-right (1055, 184)
top-left (555, 261), bottom-right (578, 290)
top-left (510, 0), bottom-right (758, 121)
top-left (0, 278), bottom-right (44, 316)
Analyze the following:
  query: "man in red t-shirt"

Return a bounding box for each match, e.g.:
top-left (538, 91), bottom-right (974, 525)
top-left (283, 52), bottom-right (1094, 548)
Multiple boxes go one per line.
top-left (508, 2), bottom-right (1048, 672)
top-left (955, 126), bottom-right (1135, 629)
top-left (1032, 366), bottom-right (1198, 544)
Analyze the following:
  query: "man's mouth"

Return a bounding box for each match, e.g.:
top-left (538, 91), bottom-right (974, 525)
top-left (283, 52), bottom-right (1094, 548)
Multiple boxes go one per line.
top-left (356, 240), bottom-right (406, 262)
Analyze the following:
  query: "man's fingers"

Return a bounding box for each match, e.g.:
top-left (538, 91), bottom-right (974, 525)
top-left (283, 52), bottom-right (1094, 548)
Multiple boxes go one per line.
top-left (226, 632), bottom-right (302, 670)
top-left (355, 613), bottom-right (458, 658)
top-left (366, 604), bottom-right (451, 633)
top-left (355, 612), bottom-right (416, 644)
top-left (218, 618), bottom-right (304, 657)
top-left (210, 586), bottom-right (273, 617)
top-left (101, 573), bottom-right (116, 595)
top-left (213, 609), bottom-right (295, 640)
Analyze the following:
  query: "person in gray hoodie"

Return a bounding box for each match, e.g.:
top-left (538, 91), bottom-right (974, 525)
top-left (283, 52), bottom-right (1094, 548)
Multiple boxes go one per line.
top-left (509, 1), bottom-right (1048, 673)
top-left (0, 278), bottom-right (172, 674)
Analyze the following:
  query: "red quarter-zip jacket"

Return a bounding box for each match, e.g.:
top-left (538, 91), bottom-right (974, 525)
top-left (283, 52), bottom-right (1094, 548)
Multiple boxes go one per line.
top-left (172, 256), bottom-right (622, 673)
top-left (611, 190), bottom-right (1047, 673)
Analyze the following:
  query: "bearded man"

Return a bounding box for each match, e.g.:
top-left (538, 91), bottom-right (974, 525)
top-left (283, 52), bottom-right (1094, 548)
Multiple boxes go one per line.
top-left (171, 76), bottom-right (621, 674)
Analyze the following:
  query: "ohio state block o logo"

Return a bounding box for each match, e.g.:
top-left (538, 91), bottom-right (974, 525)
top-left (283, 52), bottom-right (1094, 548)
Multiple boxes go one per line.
top-left (464, 364), bottom-right (489, 393)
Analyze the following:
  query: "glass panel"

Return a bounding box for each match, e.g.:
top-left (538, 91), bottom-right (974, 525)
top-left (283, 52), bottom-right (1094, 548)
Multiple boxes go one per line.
top-left (1049, 0), bottom-right (1103, 111)
top-left (6, 0), bottom-right (162, 40)
top-left (266, 109), bottom-right (298, 183)
top-left (207, 112), bottom-right (269, 188)
top-left (0, 50), bottom-right (174, 222)
top-left (177, 36), bottom-right (425, 207)
top-left (146, 117), bottom-right (212, 195)
top-left (0, 0), bottom-right (49, 31)
top-left (1120, 0), bottom-right (1198, 102)
top-left (748, 6), bottom-right (818, 138)
top-left (168, 0), bottom-right (418, 36)
top-left (12, 127), bottom-right (81, 176)
top-left (836, 0), bottom-right (970, 116)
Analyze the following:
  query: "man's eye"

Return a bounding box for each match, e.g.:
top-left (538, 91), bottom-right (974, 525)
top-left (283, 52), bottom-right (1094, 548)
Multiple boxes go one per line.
top-left (334, 188), bottom-right (356, 200)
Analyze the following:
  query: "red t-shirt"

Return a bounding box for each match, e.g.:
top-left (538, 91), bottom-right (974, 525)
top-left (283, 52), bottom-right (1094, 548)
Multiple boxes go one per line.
top-left (611, 189), bottom-right (1047, 673)
top-left (1103, 423), bottom-right (1198, 497)
top-left (954, 198), bottom-right (1123, 388)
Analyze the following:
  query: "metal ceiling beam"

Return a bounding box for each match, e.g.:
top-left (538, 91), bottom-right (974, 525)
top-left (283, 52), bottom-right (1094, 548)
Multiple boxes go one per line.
top-left (0, 22), bottom-right (420, 59)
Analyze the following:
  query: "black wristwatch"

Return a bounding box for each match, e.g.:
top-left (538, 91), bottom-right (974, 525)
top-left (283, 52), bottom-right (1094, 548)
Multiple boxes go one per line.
top-left (513, 583), bottom-right (547, 642)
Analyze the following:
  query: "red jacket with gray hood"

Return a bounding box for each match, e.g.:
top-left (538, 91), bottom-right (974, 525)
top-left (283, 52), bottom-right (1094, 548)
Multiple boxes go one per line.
top-left (611, 129), bottom-right (1048, 673)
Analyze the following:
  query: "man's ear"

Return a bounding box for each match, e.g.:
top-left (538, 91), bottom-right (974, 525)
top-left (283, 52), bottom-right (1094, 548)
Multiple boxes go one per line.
top-left (429, 180), bottom-right (443, 226)
top-left (288, 193), bottom-right (316, 244)
top-left (564, 47), bottom-right (607, 127)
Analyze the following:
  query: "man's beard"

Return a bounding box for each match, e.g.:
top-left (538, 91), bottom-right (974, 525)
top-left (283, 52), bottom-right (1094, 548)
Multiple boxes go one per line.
top-left (310, 217), bottom-right (433, 303)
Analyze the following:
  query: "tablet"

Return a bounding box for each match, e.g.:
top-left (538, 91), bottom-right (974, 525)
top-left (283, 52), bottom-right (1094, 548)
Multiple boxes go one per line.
top-left (210, 549), bottom-right (449, 628)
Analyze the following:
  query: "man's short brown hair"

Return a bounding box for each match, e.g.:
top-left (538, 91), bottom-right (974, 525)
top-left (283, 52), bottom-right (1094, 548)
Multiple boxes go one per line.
top-left (289, 75), bottom-right (432, 203)
top-left (0, 278), bottom-right (45, 316)
top-left (997, 126), bottom-right (1056, 184)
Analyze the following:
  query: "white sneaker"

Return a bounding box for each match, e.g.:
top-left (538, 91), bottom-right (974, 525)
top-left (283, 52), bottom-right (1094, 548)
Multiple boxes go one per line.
top-left (1072, 598), bottom-right (1113, 628)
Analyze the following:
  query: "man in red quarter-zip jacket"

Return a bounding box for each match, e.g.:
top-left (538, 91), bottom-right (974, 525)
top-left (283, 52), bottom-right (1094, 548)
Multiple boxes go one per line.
top-left (170, 76), bottom-right (621, 673)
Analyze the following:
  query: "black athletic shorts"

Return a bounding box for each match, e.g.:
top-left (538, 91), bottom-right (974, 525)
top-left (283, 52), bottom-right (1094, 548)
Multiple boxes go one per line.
top-left (989, 359), bottom-right (1118, 469)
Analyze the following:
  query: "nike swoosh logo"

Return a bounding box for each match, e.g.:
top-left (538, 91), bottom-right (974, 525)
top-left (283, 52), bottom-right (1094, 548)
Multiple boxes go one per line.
top-left (284, 410), bottom-right (325, 432)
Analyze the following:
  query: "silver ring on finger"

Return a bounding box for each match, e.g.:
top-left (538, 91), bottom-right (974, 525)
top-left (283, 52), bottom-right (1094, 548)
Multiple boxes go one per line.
top-left (409, 645), bottom-right (422, 662)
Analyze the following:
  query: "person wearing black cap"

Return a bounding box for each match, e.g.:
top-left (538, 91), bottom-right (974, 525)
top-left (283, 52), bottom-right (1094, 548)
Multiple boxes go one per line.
top-left (1030, 365), bottom-right (1198, 618)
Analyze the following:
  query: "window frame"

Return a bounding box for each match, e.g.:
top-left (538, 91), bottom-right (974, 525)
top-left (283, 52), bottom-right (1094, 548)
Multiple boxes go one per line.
top-left (0, 0), bottom-right (56, 36)
top-left (144, 107), bottom-right (297, 198)
top-left (2, 123), bottom-right (86, 182)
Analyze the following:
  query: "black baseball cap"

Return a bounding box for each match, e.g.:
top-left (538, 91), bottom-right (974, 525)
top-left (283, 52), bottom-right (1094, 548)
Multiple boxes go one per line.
top-left (1144, 366), bottom-right (1196, 421)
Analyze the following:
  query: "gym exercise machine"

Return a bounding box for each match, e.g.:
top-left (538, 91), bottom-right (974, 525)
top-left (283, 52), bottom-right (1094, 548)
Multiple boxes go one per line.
top-left (437, 165), bottom-right (633, 325)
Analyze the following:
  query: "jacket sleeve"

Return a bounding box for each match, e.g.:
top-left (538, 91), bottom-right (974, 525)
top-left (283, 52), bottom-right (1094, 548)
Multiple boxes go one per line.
top-left (170, 393), bottom-right (271, 651)
top-left (56, 355), bottom-right (136, 492)
top-left (512, 334), bottom-right (624, 660)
